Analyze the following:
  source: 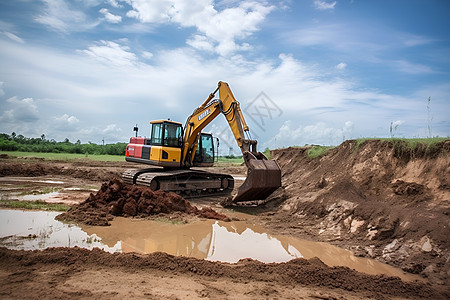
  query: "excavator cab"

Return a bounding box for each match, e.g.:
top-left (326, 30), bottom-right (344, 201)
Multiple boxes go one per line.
top-left (193, 133), bottom-right (215, 167)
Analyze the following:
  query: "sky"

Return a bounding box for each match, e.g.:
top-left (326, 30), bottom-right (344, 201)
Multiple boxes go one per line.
top-left (0, 0), bottom-right (449, 154)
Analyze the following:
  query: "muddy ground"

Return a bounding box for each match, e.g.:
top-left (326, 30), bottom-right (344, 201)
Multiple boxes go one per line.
top-left (0, 140), bottom-right (449, 299)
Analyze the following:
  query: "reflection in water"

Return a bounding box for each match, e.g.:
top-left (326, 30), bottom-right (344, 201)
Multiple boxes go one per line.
top-left (207, 222), bottom-right (302, 263)
top-left (0, 210), bottom-right (120, 253)
top-left (0, 210), bottom-right (421, 282)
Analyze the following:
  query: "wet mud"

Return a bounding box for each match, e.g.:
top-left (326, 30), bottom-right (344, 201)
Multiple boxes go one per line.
top-left (1, 247), bottom-right (447, 300)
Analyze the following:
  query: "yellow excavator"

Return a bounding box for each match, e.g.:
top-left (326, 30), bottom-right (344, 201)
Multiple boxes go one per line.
top-left (122, 81), bottom-right (281, 206)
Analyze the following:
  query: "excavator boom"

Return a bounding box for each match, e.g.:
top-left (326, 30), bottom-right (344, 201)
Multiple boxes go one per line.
top-left (183, 81), bottom-right (281, 204)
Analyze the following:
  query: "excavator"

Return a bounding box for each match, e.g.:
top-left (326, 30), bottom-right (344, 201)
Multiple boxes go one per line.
top-left (122, 81), bottom-right (281, 206)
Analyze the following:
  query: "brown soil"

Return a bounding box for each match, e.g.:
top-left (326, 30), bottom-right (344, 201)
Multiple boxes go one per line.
top-left (1, 247), bottom-right (447, 300)
top-left (262, 139), bottom-right (450, 286)
top-left (0, 158), bottom-right (124, 181)
top-left (1, 140), bottom-right (449, 298)
top-left (57, 178), bottom-right (229, 225)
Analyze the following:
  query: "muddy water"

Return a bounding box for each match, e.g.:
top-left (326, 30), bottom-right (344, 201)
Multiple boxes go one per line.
top-left (0, 210), bottom-right (120, 252)
top-left (0, 209), bottom-right (421, 282)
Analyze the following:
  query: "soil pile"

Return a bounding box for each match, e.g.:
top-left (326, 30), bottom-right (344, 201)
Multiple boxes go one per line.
top-left (57, 178), bottom-right (228, 225)
top-left (269, 139), bottom-right (450, 285)
top-left (1, 247), bottom-right (447, 299)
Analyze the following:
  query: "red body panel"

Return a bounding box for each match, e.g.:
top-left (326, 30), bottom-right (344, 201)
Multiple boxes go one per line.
top-left (126, 137), bottom-right (146, 158)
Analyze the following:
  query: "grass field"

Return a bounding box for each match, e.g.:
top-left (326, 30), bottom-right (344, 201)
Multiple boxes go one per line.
top-left (0, 151), bottom-right (126, 162)
top-left (0, 150), bottom-right (244, 164)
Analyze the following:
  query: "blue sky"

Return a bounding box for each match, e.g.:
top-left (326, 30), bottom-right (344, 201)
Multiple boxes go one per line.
top-left (0, 0), bottom-right (449, 154)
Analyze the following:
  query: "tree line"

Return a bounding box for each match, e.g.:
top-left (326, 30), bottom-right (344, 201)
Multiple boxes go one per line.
top-left (0, 133), bottom-right (126, 155)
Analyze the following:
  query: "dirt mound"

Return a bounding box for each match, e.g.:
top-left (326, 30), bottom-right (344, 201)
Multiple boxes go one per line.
top-left (268, 139), bottom-right (450, 285)
top-left (1, 247), bottom-right (447, 299)
top-left (57, 178), bottom-right (229, 225)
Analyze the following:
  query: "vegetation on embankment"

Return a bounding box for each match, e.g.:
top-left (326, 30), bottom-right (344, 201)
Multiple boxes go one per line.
top-left (294, 137), bottom-right (449, 159)
top-left (354, 137), bottom-right (448, 149)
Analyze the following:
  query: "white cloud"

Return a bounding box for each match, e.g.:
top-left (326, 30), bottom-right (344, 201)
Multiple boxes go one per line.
top-left (0, 81), bottom-right (4, 96)
top-left (393, 60), bottom-right (434, 74)
top-left (0, 97), bottom-right (39, 123)
top-left (54, 114), bottom-right (79, 125)
top-left (3, 32), bottom-right (24, 44)
top-left (267, 120), bottom-right (354, 148)
top-left (125, 0), bottom-right (273, 55)
top-left (1, 34), bottom-right (448, 144)
top-left (186, 35), bottom-right (214, 52)
top-left (107, 0), bottom-right (122, 8)
top-left (314, 0), bottom-right (337, 10)
top-left (99, 8), bottom-right (122, 23)
top-left (81, 40), bottom-right (138, 66)
top-left (141, 51), bottom-right (154, 59)
top-left (102, 124), bottom-right (121, 134)
top-left (35, 0), bottom-right (99, 33)
top-left (401, 35), bottom-right (433, 47)
top-left (335, 62), bottom-right (346, 70)
top-left (51, 114), bottom-right (80, 132)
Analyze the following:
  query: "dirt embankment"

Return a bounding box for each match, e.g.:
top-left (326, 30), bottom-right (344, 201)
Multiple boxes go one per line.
top-left (57, 178), bottom-right (229, 225)
top-left (1, 247), bottom-right (446, 300)
top-left (266, 139), bottom-right (450, 285)
top-left (0, 158), bottom-right (124, 182)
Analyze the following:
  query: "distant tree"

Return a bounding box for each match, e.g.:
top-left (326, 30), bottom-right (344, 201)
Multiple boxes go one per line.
top-left (64, 138), bottom-right (70, 143)
top-left (41, 134), bottom-right (45, 141)
top-left (11, 132), bottom-right (16, 139)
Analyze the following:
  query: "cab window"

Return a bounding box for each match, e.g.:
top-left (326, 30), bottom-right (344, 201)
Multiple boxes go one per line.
top-left (151, 123), bottom-right (163, 145)
top-left (163, 123), bottom-right (182, 147)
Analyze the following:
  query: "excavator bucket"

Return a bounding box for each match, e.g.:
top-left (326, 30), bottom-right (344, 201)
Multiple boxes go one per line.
top-left (231, 152), bottom-right (281, 204)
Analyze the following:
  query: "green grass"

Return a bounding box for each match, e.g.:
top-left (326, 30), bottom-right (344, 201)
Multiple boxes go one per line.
top-left (355, 137), bottom-right (447, 148)
top-left (0, 151), bottom-right (125, 162)
top-left (306, 145), bottom-right (335, 159)
top-left (353, 137), bottom-right (448, 153)
top-left (216, 156), bottom-right (244, 165)
top-left (18, 187), bottom-right (62, 196)
top-left (0, 199), bottom-right (70, 211)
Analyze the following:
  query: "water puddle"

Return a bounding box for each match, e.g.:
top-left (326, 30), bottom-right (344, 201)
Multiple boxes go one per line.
top-left (19, 191), bottom-right (61, 201)
top-left (39, 180), bottom-right (65, 184)
top-left (0, 209), bottom-right (421, 282)
top-left (0, 210), bottom-right (120, 252)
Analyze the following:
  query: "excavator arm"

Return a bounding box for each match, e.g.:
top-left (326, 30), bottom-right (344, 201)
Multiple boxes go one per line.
top-left (182, 81), bottom-right (281, 204)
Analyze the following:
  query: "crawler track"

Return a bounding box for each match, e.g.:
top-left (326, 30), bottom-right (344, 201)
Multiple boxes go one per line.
top-left (122, 168), bottom-right (234, 198)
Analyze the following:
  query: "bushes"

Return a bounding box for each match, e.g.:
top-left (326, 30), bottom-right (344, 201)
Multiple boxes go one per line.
top-left (0, 133), bottom-right (126, 155)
